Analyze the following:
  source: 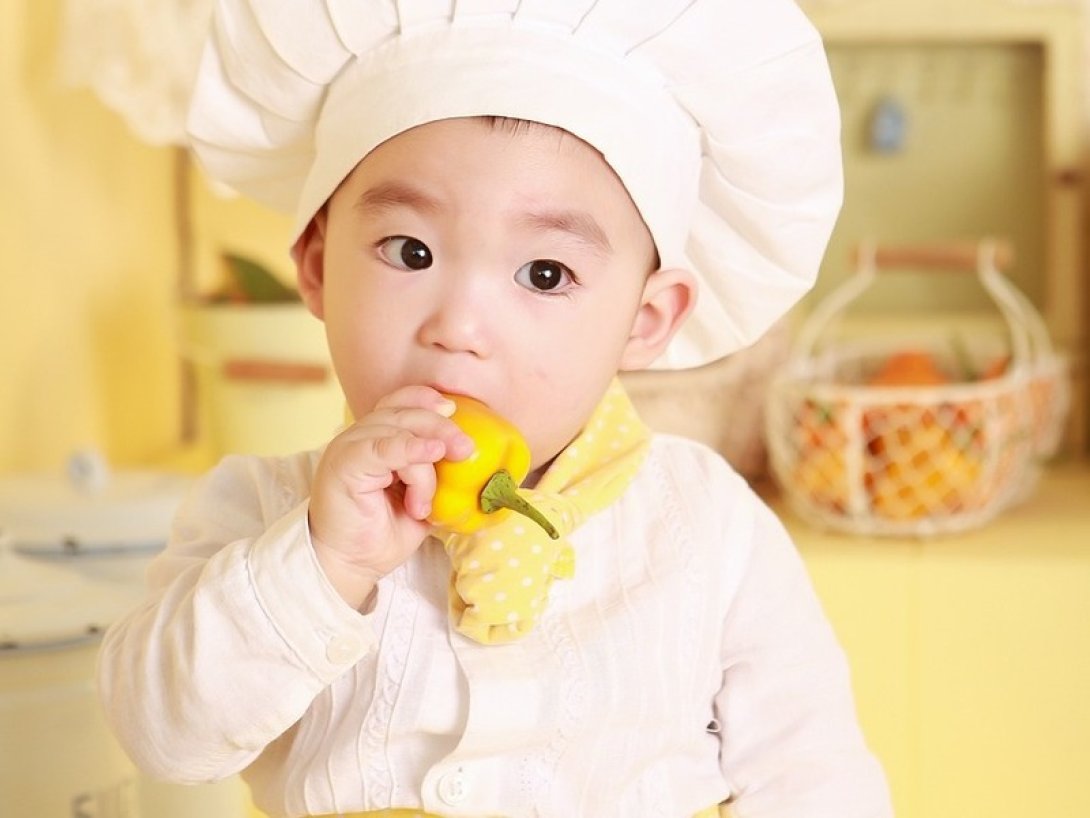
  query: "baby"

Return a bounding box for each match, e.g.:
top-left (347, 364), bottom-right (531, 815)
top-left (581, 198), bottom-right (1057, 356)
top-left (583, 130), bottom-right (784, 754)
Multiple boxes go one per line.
top-left (98, 2), bottom-right (893, 817)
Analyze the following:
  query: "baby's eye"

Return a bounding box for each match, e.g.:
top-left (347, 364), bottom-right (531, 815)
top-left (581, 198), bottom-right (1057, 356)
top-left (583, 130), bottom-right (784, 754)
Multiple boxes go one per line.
top-left (378, 236), bottom-right (433, 270)
top-left (514, 259), bottom-right (574, 293)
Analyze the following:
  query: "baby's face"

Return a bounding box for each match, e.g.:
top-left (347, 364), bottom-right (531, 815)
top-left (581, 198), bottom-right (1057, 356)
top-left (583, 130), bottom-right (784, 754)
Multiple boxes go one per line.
top-left (310, 117), bottom-right (659, 470)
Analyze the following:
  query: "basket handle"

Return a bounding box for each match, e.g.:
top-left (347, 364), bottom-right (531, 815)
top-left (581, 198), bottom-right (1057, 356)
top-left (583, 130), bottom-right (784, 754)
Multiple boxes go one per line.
top-left (791, 238), bottom-right (1043, 370)
top-left (851, 239), bottom-right (1015, 273)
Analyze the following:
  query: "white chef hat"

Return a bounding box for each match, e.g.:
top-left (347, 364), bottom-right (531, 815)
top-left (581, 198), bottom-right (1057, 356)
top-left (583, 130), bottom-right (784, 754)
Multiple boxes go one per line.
top-left (187, 0), bottom-right (843, 369)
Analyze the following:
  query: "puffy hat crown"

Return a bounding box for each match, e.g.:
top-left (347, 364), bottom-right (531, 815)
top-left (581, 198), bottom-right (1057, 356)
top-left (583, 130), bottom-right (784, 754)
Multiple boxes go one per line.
top-left (188, 0), bottom-right (843, 368)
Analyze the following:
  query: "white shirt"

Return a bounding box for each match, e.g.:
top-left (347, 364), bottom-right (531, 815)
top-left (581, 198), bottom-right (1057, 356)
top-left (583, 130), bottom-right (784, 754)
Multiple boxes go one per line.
top-left (97, 435), bottom-right (891, 818)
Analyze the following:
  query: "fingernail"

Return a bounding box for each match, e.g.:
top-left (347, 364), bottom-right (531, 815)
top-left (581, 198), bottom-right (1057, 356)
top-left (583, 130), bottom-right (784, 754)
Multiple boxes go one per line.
top-left (436, 398), bottom-right (457, 417)
top-left (457, 434), bottom-right (476, 456)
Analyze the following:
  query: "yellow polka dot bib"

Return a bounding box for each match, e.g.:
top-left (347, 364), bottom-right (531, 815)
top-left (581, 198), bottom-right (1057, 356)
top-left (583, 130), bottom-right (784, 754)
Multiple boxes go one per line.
top-left (437, 379), bottom-right (650, 644)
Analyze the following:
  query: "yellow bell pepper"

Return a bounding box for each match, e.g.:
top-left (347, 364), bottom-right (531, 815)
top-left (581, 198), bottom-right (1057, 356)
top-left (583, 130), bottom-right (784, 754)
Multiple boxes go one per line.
top-left (429, 395), bottom-right (559, 539)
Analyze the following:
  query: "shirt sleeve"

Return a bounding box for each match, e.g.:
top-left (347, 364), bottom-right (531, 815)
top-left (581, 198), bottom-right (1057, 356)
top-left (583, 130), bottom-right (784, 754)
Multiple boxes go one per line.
top-left (714, 498), bottom-right (893, 818)
top-left (96, 454), bottom-right (379, 784)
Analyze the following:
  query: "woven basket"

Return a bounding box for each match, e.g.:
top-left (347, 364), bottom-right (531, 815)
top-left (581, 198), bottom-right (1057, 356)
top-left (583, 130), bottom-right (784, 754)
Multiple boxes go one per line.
top-left (766, 240), bottom-right (1069, 537)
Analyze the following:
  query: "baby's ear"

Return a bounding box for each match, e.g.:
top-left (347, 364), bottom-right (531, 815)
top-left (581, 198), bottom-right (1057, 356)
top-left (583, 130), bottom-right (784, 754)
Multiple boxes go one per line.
top-left (619, 267), bottom-right (698, 371)
top-left (292, 209), bottom-right (328, 320)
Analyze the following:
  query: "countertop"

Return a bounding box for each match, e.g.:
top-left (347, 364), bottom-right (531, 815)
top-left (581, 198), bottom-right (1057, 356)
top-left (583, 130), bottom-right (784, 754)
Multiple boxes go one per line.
top-left (763, 461), bottom-right (1090, 818)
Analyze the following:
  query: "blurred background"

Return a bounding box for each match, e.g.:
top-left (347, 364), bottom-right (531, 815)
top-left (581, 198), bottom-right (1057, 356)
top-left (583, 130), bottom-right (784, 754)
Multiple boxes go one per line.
top-left (1, 0), bottom-right (1089, 817)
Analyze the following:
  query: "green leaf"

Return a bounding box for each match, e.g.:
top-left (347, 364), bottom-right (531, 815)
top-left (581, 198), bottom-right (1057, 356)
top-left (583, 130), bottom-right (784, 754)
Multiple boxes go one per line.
top-left (222, 253), bottom-right (299, 303)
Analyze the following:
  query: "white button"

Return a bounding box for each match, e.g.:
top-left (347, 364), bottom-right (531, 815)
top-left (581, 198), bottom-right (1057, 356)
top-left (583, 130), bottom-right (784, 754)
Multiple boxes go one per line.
top-left (437, 769), bottom-right (469, 805)
top-left (325, 634), bottom-right (363, 665)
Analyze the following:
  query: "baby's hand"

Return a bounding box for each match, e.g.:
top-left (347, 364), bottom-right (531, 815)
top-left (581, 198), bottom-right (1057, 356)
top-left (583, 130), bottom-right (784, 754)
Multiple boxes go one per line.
top-left (308, 386), bottom-right (474, 609)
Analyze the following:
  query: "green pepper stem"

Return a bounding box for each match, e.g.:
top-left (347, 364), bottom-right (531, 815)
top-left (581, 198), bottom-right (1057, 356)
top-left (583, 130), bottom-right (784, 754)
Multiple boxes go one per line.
top-left (480, 470), bottom-right (560, 540)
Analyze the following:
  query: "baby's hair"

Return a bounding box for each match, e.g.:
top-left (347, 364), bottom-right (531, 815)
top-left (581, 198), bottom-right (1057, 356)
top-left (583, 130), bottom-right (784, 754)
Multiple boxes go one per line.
top-left (480, 115), bottom-right (571, 153)
top-left (481, 115), bottom-right (560, 136)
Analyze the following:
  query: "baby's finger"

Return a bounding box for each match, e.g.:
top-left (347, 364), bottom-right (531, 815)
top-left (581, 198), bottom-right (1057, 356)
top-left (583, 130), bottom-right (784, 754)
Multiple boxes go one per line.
top-left (395, 461), bottom-right (438, 520)
top-left (360, 427), bottom-right (445, 477)
top-left (365, 407), bottom-right (474, 462)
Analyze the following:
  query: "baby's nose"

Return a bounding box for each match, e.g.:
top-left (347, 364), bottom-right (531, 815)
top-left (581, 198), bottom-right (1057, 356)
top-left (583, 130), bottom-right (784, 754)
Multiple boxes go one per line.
top-left (417, 283), bottom-right (492, 357)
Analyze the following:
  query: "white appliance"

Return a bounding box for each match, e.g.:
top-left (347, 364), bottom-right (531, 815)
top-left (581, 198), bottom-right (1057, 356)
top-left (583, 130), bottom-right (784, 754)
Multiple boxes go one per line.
top-left (0, 453), bottom-right (248, 818)
top-left (0, 545), bottom-right (139, 817)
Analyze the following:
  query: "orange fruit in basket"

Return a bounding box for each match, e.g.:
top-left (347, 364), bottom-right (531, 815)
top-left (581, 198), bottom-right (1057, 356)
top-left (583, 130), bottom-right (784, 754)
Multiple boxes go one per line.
top-left (864, 351), bottom-right (951, 456)
top-left (793, 446), bottom-right (849, 512)
top-left (790, 399), bottom-right (849, 511)
top-left (858, 352), bottom-right (989, 520)
top-left (795, 398), bottom-right (845, 448)
top-left (867, 423), bottom-right (982, 519)
top-left (944, 399), bottom-right (987, 455)
top-left (979, 356), bottom-right (1010, 380)
top-left (862, 350), bottom-right (989, 461)
top-left (867, 351), bottom-right (950, 387)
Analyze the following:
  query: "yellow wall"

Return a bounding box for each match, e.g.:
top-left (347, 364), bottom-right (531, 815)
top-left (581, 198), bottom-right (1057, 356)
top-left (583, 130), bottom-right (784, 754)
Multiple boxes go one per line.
top-left (817, 41), bottom-right (1047, 312)
top-left (0, 0), bottom-right (179, 472)
top-left (187, 166), bottom-right (295, 299)
top-left (0, 0), bottom-right (296, 474)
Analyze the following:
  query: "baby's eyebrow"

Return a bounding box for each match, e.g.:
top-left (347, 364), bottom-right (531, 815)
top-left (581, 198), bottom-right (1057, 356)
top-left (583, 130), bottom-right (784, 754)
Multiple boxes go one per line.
top-left (353, 183), bottom-right (612, 256)
top-left (353, 181), bottom-right (442, 217)
top-left (518, 208), bottom-right (613, 256)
